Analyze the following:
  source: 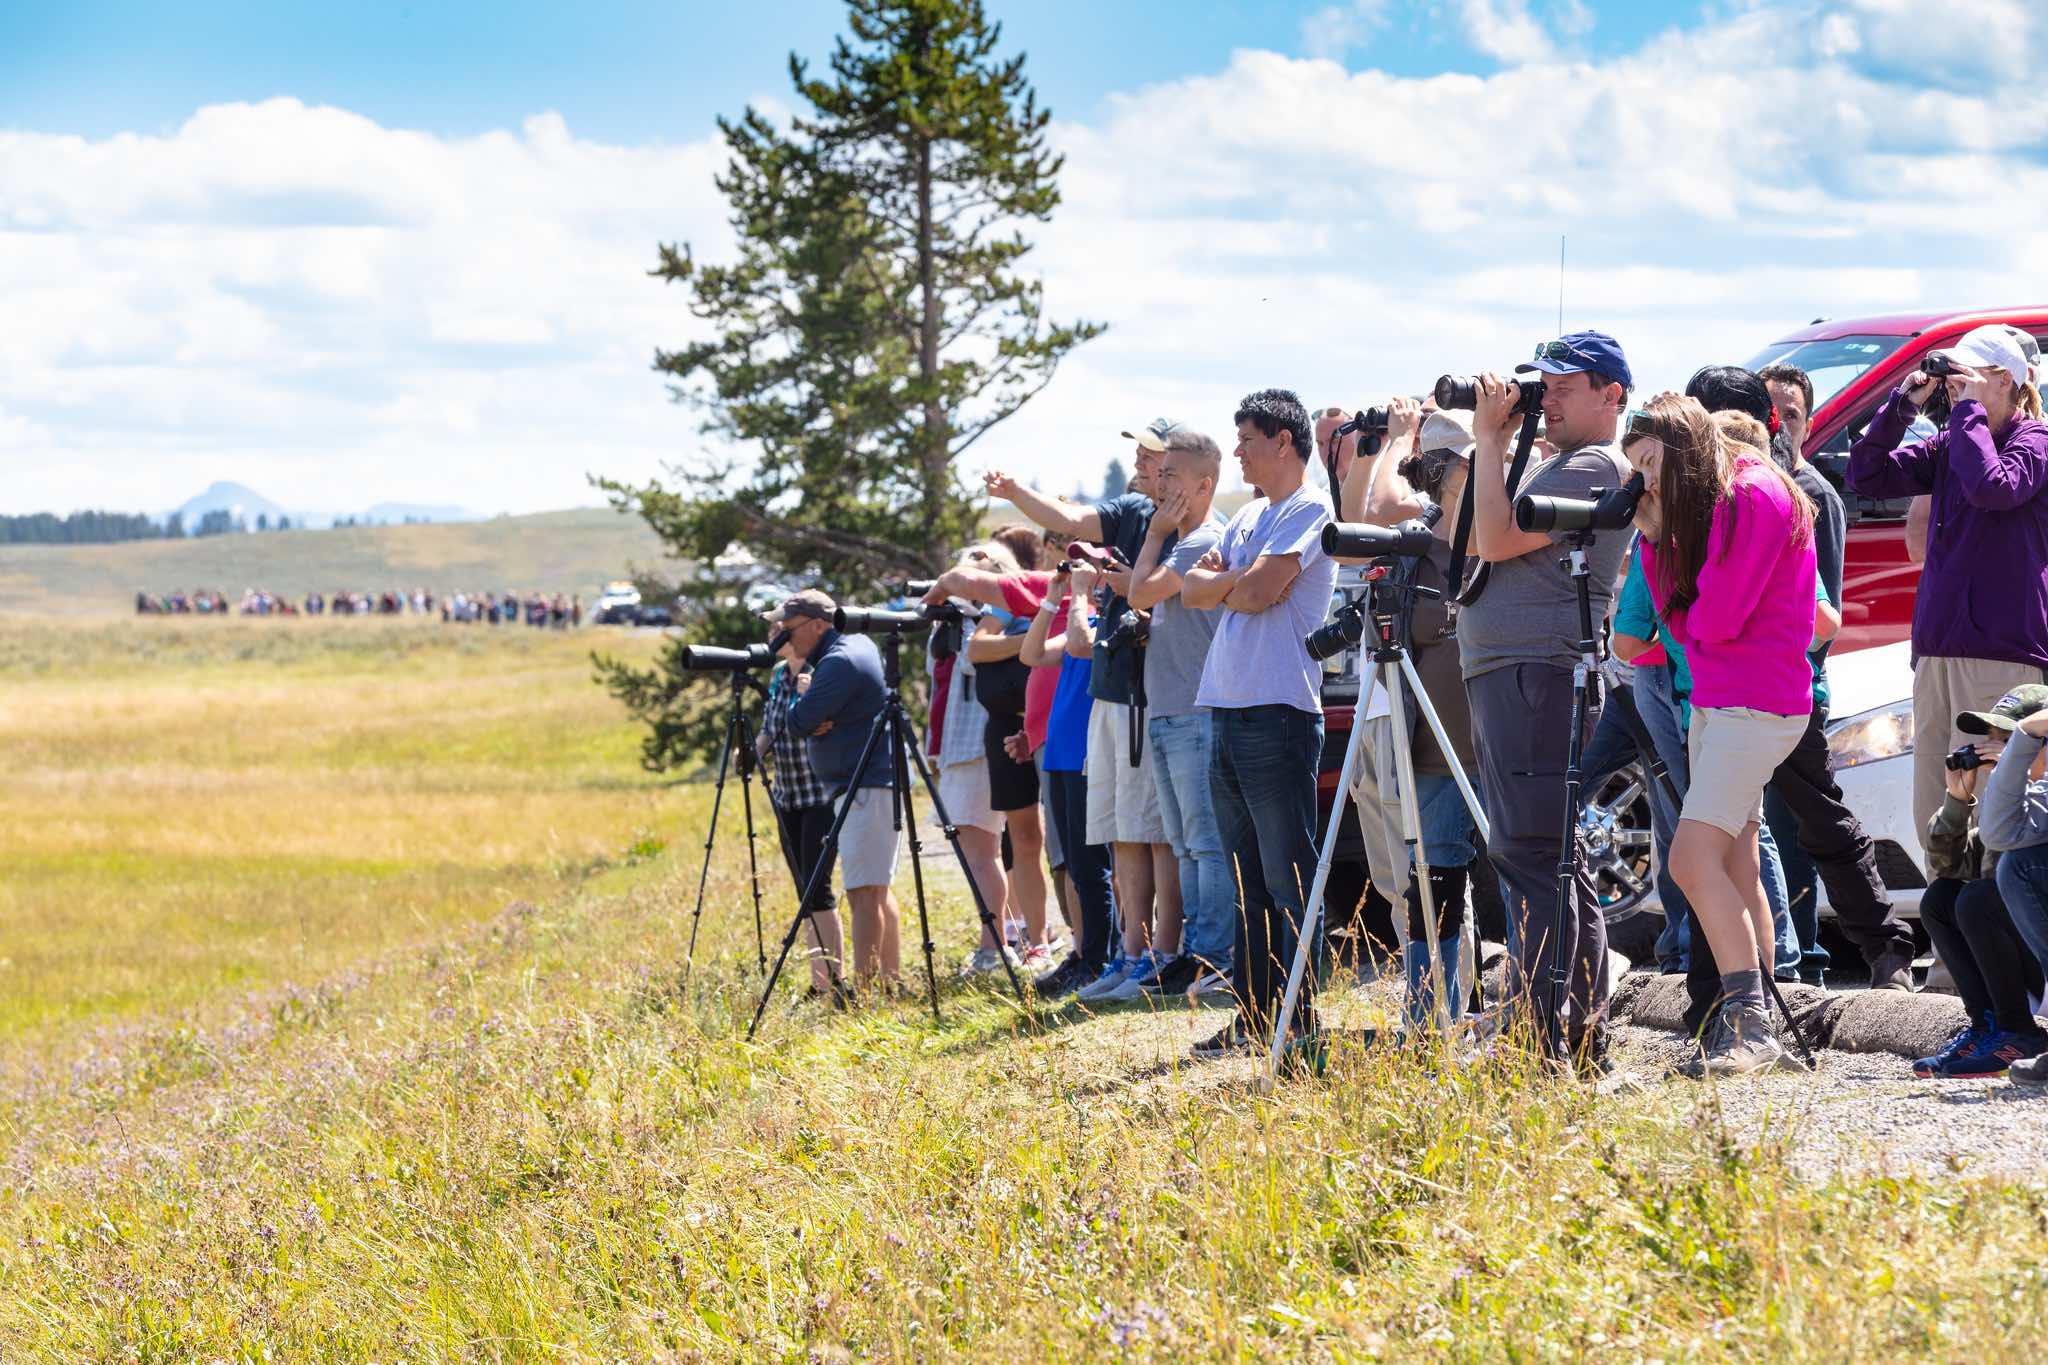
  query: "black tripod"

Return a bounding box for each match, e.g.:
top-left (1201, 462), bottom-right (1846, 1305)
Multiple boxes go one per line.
top-left (685, 670), bottom-right (770, 983)
top-left (1599, 680), bottom-right (1818, 1069)
top-left (747, 626), bottom-right (1029, 1039)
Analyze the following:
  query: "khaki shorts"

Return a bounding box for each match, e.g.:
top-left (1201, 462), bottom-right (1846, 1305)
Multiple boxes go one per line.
top-left (1084, 702), bottom-right (1166, 845)
top-left (838, 784), bottom-right (903, 890)
top-left (937, 759), bottom-right (1003, 835)
top-left (1683, 706), bottom-right (1809, 836)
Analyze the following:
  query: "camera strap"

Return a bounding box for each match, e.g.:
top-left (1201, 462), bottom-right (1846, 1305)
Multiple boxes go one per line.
top-left (1447, 407), bottom-right (1542, 609)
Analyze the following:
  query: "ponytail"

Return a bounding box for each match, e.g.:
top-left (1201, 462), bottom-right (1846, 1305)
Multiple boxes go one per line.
top-left (2021, 381), bottom-right (2043, 421)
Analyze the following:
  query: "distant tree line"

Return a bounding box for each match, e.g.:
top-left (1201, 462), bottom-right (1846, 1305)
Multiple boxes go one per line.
top-left (0, 509), bottom-right (301, 544)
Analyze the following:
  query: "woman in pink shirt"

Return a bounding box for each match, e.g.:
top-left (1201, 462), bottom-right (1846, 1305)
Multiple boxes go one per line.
top-left (1628, 394), bottom-right (1818, 1076)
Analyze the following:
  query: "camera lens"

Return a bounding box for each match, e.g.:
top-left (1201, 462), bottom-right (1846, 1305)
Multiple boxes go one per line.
top-left (678, 643), bottom-right (775, 671)
top-left (1303, 603), bottom-right (1365, 662)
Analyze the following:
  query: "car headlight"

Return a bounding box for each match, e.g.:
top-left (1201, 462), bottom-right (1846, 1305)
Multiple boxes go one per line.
top-left (1827, 701), bottom-right (1913, 768)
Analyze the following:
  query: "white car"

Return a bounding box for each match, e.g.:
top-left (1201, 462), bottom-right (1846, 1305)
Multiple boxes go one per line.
top-left (1821, 640), bottom-right (1926, 916)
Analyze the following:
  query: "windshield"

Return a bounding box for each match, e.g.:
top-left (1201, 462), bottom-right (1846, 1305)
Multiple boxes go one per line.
top-left (1741, 334), bottom-right (1911, 412)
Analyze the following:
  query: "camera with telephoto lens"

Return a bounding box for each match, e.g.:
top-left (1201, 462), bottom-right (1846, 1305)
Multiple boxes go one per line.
top-left (902, 578), bottom-right (939, 598)
top-left (679, 642), bottom-right (775, 671)
top-left (1304, 600), bottom-right (1367, 663)
top-left (1304, 505), bottom-right (1443, 661)
top-left (1946, 742), bottom-right (1987, 773)
top-left (1101, 607), bottom-right (1149, 654)
top-left (1514, 471), bottom-right (1646, 535)
top-left (1435, 374), bottom-right (1545, 416)
top-left (833, 605), bottom-right (928, 635)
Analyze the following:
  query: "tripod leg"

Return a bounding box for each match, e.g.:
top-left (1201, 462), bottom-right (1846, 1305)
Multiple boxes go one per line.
top-left (1386, 665), bottom-right (1448, 1035)
top-left (748, 707), bottom-right (895, 1039)
top-left (1542, 660), bottom-right (1596, 1061)
top-left (1398, 653), bottom-right (1489, 844)
top-left (735, 711), bottom-right (769, 974)
top-left (902, 710), bottom-right (1029, 1009)
top-left (1262, 668), bottom-right (1376, 1093)
top-left (686, 708), bottom-right (740, 984)
top-left (889, 713), bottom-right (943, 1024)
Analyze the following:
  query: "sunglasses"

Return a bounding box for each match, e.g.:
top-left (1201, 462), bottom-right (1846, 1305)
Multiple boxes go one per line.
top-left (1533, 339), bottom-right (1594, 365)
top-left (1623, 408), bottom-right (1665, 442)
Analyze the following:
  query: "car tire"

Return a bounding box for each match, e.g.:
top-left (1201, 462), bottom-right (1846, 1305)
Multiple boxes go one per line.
top-left (1578, 760), bottom-right (1660, 964)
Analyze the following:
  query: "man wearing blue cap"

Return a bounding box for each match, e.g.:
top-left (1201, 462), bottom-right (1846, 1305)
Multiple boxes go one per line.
top-left (1460, 330), bottom-right (1636, 1069)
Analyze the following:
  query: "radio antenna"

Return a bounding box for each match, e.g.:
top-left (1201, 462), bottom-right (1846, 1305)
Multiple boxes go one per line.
top-left (1557, 234), bottom-right (1565, 334)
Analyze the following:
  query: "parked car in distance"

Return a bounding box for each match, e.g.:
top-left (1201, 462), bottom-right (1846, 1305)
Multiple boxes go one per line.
top-left (594, 580), bottom-right (643, 625)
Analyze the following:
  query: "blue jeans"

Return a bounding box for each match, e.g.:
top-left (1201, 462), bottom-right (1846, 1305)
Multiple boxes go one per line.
top-left (1995, 843), bottom-right (2048, 983)
top-left (1210, 704), bottom-right (1324, 1035)
top-left (1414, 773), bottom-right (1478, 869)
top-left (1630, 665), bottom-right (1694, 971)
top-left (1758, 821), bottom-right (1799, 977)
top-left (1150, 711), bottom-right (1233, 972)
top-left (1045, 768), bottom-right (1117, 968)
top-left (1763, 783), bottom-right (1827, 977)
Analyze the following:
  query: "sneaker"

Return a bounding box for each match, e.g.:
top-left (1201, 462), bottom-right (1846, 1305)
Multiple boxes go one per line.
top-left (1187, 967), bottom-right (1235, 1003)
top-left (962, 945), bottom-right (1022, 978)
top-left (1191, 1017), bottom-right (1255, 1060)
top-left (1145, 954), bottom-right (1202, 999)
top-left (1076, 955), bottom-right (1141, 1003)
top-left (1702, 1003), bottom-right (1795, 1076)
top-left (1100, 951), bottom-right (1172, 1003)
top-left (2008, 1051), bottom-right (2048, 1086)
top-left (1913, 1018), bottom-right (1993, 1079)
top-left (1019, 942), bottom-right (1054, 973)
top-left (1942, 1027), bottom-right (2048, 1078)
top-left (1032, 954), bottom-right (1092, 1000)
top-left (1869, 946), bottom-right (1916, 992)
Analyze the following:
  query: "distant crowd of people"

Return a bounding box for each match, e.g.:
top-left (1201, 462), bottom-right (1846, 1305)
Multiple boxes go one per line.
top-left (134, 588), bottom-right (584, 626)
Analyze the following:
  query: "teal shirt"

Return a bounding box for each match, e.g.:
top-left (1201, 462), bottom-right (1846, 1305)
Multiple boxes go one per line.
top-left (1616, 546), bottom-right (1829, 725)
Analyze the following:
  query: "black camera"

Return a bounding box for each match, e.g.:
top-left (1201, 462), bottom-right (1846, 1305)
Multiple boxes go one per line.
top-left (1946, 742), bottom-right (1986, 773)
top-left (902, 578), bottom-right (939, 599)
top-left (1322, 513), bottom-right (1438, 560)
top-left (679, 642), bottom-right (775, 671)
top-left (834, 605), bottom-right (927, 634)
top-left (1515, 471), bottom-right (1646, 535)
top-left (1304, 600), bottom-right (1366, 663)
top-left (1435, 374), bottom-right (1544, 416)
top-left (1101, 608), bottom-right (1149, 653)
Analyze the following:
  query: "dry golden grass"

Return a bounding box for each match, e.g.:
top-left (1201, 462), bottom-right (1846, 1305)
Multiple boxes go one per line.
top-left (0, 616), bottom-right (680, 1039)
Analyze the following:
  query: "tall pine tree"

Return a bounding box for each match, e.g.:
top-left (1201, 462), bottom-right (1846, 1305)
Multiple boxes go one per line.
top-left (595, 0), bottom-right (1100, 772)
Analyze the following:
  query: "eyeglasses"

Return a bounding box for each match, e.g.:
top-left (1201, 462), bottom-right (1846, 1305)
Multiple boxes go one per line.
top-left (1533, 339), bottom-right (1594, 365)
top-left (1624, 408), bottom-right (1664, 442)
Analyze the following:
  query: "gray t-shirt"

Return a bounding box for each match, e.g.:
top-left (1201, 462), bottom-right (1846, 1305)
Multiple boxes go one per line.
top-left (1456, 441), bottom-right (1634, 681)
top-left (1195, 483), bottom-right (1338, 714)
top-left (1144, 513), bottom-right (1226, 717)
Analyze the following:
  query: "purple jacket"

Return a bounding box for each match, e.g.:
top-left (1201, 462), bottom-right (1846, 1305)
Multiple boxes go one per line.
top-left (1847, 388), bottom-right (2048, 669)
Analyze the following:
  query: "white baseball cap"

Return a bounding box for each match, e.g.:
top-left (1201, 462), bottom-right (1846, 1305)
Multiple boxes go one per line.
top-left (1930, 324), bottom-right (2033, 390)
top-left (1418, 409), bottom-right (1476, 459)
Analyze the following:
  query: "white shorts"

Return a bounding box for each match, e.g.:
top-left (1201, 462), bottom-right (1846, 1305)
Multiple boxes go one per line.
top-left (1683, 706), bottom-right (1809, 837)
top-left (937, 759), bottom-right (1003, 835)
top-left (1084, 702), bottom-right (1166, 845)
top-left (839, 785), bottom-right (903, 890)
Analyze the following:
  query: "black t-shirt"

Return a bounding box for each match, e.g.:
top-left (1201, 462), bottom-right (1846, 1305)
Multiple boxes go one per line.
top-left (1087, 491), bottom-right (1155, 704)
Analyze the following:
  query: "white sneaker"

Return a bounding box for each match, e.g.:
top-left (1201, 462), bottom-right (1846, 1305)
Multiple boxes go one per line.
top-left (1100, 951), bottom-right (1171, 1002)
top-left (1187, 967), bottom-right (1234, 1001)
top-left (1076, 955), bottom-right (1140, 1002)
top-left (962, 946), bottom-right (1021, 977)
top-left (1019, 942), bottom-right (1054, 973)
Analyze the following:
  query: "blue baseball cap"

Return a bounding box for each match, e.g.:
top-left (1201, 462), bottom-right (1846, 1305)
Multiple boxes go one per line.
top-left (1516, 330), bottom-right (1633, 391)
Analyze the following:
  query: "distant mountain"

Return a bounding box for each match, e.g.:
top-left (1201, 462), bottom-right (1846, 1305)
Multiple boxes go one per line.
top-left (358, 502), bottom-right (475, 525)
top-left (174, 481), bottom-right (293, 529)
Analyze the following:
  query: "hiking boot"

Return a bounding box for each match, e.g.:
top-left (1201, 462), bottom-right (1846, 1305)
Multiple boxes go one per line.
top-left (1868, 946), bottom-right (1916, 992)
top-left (1942, 1025), bottom-right (2048, 1079)
top-left (1702, 1003), bottom-right (1795, 1076)
top-left (1145, 953), bottom-right (1202, 999)
top-left (1032, 954), bottom-right (1092, 1000)
top-left (1914, 1017), bottom-right (1994, 1079)
top-left (1076, 955), bottom-right (1141, 1003)
top-left (1675, 1013), bottom-right (1730, 1081)
top-left (1101, 951), bottom-right (1171, 1003)
top-left (2008, 1051), bottom-right (2048, 1086)
top-left (1191, 1016), bottom-right (1255, 1060)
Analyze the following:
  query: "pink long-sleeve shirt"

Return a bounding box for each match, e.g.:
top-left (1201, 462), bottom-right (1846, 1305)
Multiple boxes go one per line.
top-left (1639, 453), bottom-right (1818, 717)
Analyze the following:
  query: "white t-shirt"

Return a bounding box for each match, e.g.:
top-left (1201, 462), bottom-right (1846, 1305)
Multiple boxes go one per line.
top-left (1194, 483), bottom-right (1338, 714)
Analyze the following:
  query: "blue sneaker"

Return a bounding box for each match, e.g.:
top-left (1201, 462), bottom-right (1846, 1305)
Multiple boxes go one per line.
top-left (1075, 955), bottom-right (1140, 1003)
top-left (1101, 950), bottom-right (1173, 1002)
top-left (1943, 1026), bottom-right (2048, 1078)
top-left (1914, 1016), bottom-right (1994, 1078)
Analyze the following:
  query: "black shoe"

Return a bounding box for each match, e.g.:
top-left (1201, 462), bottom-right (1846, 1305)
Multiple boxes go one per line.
top-left (1191, 1017), bottom-right (1255, 1060)
top-left (1869, 946), bottom-right (1916, 992)
top-left (1144, 954), bottom-right (1202, 999)
top-left (1033, 954), bottom-right (1092, 1000)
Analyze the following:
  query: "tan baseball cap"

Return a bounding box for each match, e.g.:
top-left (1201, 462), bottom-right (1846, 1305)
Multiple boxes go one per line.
top-left (760, 588), bottom-right (836, 625)
top-left (1120, 416), bottom-right (1181, 453)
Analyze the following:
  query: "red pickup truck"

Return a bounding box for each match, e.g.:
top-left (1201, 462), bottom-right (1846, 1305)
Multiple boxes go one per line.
top-left (1314, 306), bottom-right (2048, 950)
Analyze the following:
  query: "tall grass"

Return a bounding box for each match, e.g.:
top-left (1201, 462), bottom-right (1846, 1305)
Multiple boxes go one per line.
top-left (4, 619), bottom-right (2047, 1359)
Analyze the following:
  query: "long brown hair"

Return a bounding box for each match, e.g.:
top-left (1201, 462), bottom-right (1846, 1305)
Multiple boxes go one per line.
top-left (1628, 395), bottom-right (1813, 614)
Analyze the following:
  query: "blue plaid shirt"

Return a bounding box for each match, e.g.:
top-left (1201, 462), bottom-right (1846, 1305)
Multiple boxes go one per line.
top-left (760, 663), bottom-right (830, 810)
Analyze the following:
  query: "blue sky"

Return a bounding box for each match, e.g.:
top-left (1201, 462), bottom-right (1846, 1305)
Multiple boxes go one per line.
top-left (3, 0), bottom-right (2044, 517)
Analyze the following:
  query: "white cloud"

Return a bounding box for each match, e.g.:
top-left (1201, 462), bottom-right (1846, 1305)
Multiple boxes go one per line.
top-left (1300, 1), bottom-right (1389, 58)
top-left (8, 3), bottom-right (2048, 520)
top-left (1458, 0), bottom-right (1559, 65)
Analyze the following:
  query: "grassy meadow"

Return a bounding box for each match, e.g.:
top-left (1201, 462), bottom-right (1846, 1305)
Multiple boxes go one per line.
top-left (6, 617), bottom-right (2048, 1359)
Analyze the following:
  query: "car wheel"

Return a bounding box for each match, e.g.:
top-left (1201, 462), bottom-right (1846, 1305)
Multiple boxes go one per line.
top-left (1577, 761), bottom-right (1660, 961)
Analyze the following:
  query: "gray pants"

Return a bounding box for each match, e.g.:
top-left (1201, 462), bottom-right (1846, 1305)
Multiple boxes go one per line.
top-left (1466, 663), bottom-right (1609, 1044)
